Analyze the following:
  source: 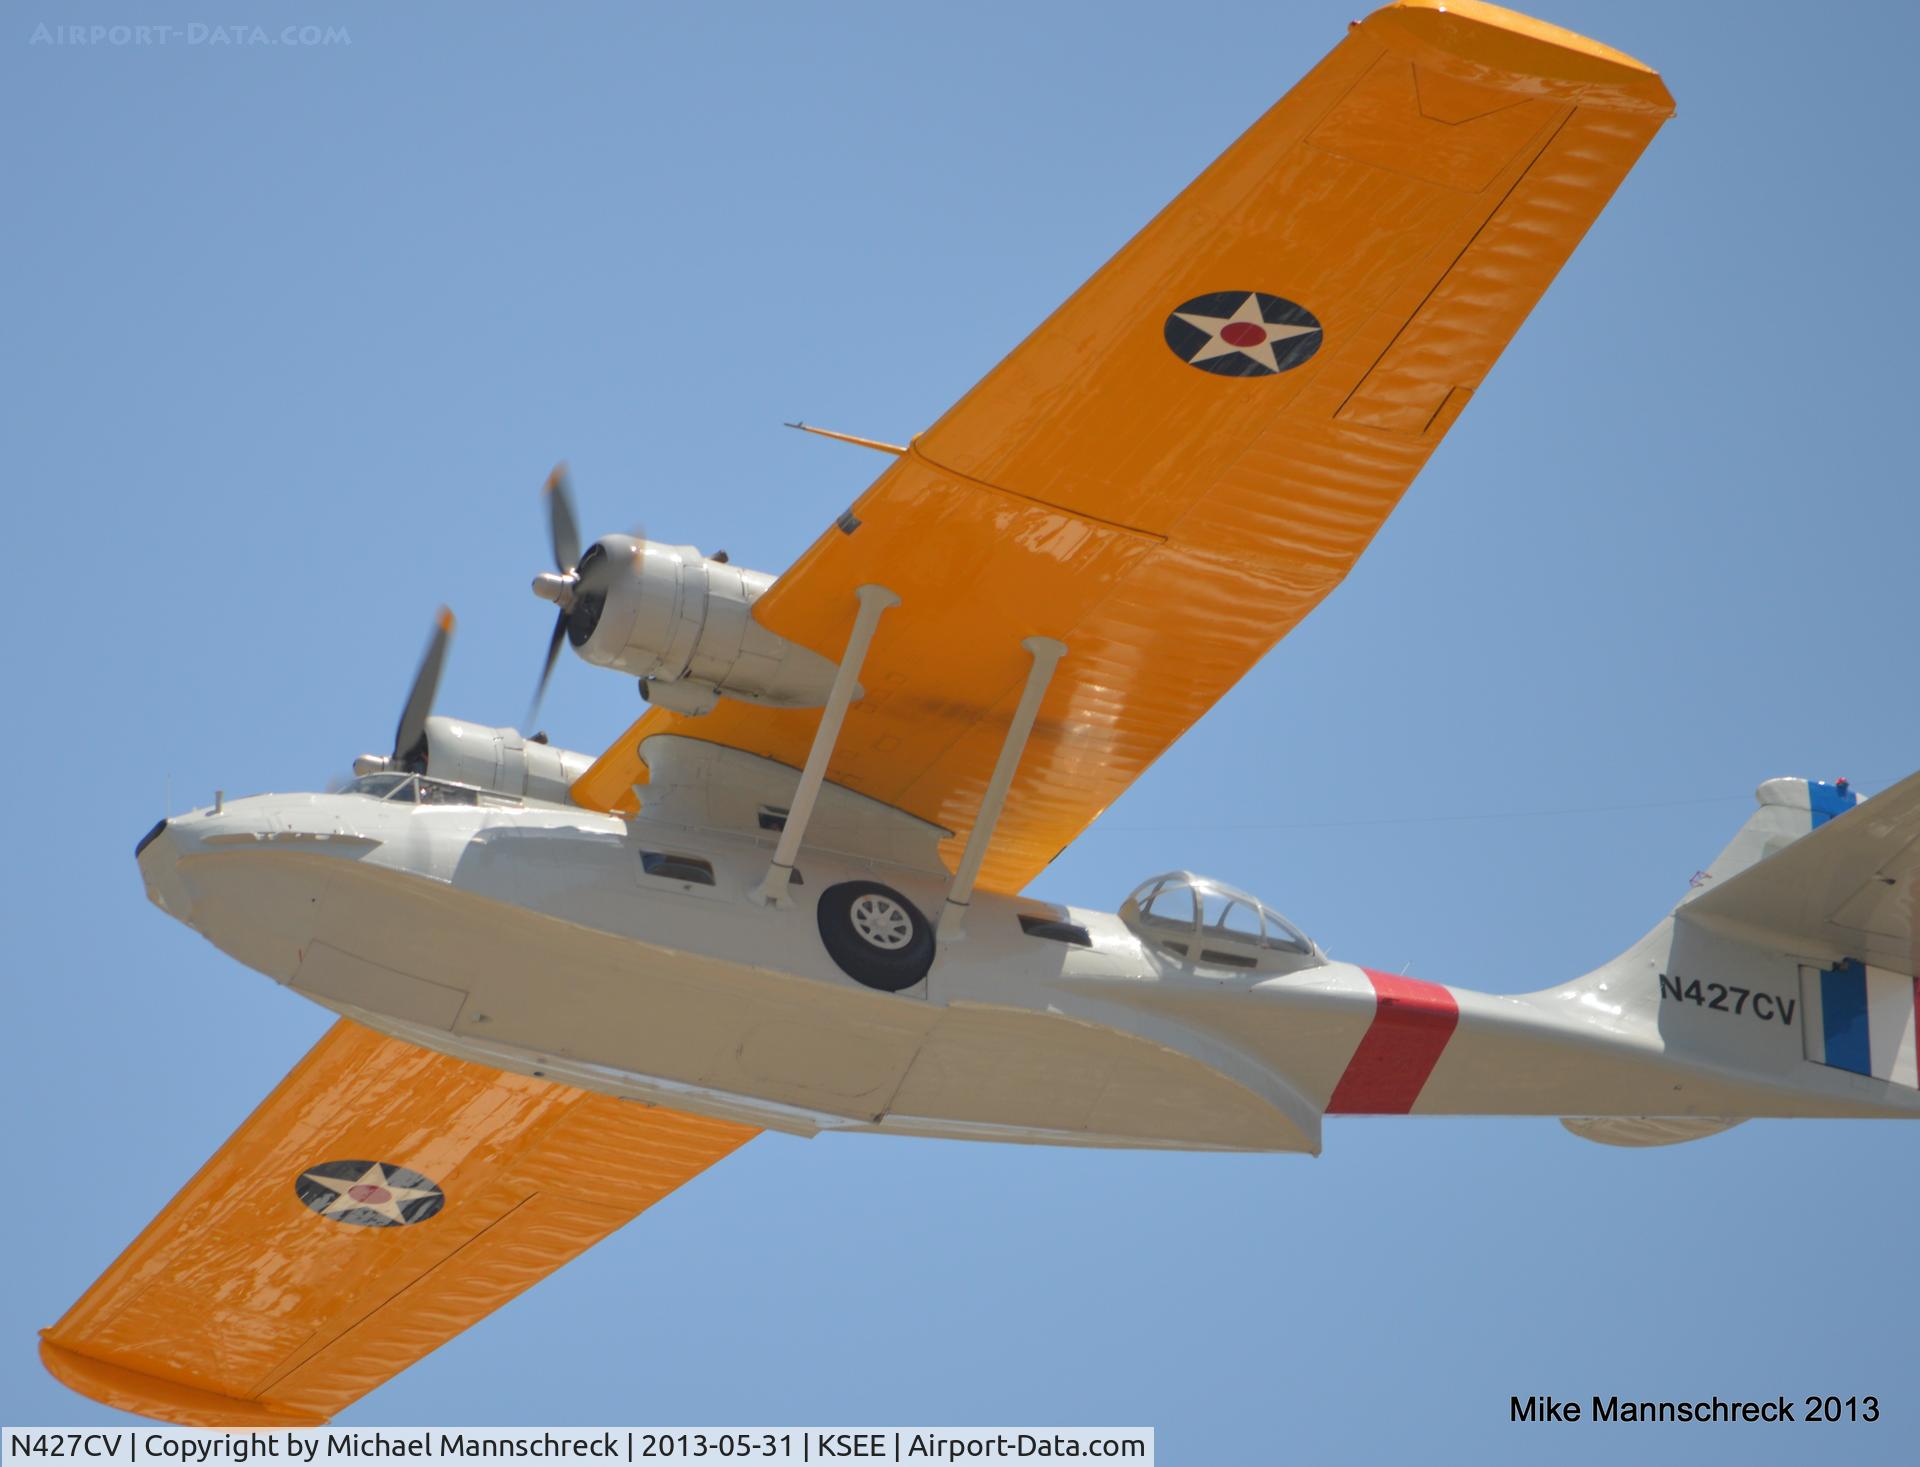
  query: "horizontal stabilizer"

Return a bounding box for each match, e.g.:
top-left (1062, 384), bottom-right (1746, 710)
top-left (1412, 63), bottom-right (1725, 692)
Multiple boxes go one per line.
top-left (1683, 769), bottom-right (1920, 974)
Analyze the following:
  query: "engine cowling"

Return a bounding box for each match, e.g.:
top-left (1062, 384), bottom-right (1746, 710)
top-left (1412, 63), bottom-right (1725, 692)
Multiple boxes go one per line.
top-left (421, 717), bottom-right (595, 803)
top-left (355, 717), bottom-right (594, 805)
top-left (561, 535), bottom-right (842, 710)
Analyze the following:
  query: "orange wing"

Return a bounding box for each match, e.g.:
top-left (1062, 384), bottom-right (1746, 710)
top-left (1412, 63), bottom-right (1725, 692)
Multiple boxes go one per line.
top-left (41, 1020), bottom-right (757, 1426)
top-left (571, 0), bottom-right (1673, 892)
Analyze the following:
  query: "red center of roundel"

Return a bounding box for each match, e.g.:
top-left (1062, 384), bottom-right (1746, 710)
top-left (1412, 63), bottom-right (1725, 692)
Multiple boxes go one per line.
top-left (349, 1183), bottom-right (392, 1204)
top-left (1220, 321), bottom-right (1267, 347)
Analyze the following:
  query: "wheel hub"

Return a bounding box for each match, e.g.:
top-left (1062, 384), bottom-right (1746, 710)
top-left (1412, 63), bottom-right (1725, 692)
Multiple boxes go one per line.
top-left (849, 893), bottom-right (913, 950)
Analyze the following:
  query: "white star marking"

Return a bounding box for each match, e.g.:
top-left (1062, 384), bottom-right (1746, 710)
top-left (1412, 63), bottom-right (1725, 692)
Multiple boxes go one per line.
top-left (300, 1162), bottom-right (438, 1225)
top-left (1173, 292), bottom-right (1319, 373)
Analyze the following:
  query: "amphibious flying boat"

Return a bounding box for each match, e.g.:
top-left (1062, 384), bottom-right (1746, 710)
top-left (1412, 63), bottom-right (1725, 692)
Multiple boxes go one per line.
top-left (42, 0), bottom-right (1920, 1429)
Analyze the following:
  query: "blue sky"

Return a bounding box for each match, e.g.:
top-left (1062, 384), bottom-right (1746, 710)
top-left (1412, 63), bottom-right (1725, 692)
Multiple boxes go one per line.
top-left (3, 1), bottom-right (1916, 1459)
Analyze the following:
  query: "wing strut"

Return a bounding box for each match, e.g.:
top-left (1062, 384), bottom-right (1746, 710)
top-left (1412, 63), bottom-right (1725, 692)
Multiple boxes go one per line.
top-left (937, 636), bottom-right (1067, 940)
top-left (751, 582), bottom-right (901, 908)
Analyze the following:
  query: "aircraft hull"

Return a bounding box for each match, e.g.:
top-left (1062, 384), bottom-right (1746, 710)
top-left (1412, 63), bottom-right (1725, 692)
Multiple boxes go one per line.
top-left (137, 790), bottom-right (1920, 1156)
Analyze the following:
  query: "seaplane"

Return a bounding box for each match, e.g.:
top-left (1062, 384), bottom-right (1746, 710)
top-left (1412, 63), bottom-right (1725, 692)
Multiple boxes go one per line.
top-left (42, 0), bottom-right (1919, 1429)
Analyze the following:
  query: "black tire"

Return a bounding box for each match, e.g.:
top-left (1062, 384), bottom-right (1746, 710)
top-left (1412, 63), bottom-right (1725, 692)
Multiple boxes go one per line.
top-left (815, 880), bottom-right (935, 992)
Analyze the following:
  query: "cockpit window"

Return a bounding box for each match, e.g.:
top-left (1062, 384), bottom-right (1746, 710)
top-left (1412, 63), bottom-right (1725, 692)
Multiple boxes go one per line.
top-left (344, 773), bottom-right (410, 800)
top-left (415, 778), bottom-right (478, 806)
top-left (341, 773), bottom-right (480, 805)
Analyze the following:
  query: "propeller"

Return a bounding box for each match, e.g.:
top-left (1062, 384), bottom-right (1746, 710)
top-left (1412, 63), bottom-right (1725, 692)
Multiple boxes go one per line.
top-left (392, 607), bottom-right (454, 772)
top-left (525, 462), bottom-right (645, 727)
top-left (546, 462), bottom-right (581, 581)
top-left (527, 464), bottom-right (583, 729)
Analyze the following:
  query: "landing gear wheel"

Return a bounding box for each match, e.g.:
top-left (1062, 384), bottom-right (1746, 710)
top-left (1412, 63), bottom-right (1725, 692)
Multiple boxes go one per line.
top-left (816, 880), bottom-right (935, 992)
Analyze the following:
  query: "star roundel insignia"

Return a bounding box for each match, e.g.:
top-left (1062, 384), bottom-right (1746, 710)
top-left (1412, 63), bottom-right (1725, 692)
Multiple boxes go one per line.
top-left (1163, 291), bottom-right (1323, 377)
top-left (295, 1159), bottom-right (445, 1228)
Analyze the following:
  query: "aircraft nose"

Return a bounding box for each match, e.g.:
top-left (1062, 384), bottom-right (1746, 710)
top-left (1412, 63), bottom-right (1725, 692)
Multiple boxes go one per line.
top-left (136, 817), bottom-right (168, 858)
top-left (135, 817), bottom-right (194, 922)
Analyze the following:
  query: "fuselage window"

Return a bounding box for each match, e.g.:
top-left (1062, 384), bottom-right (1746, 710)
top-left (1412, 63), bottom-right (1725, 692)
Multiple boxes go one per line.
top-left (639, 851), bottom-right (716, 885)
top-left (1198, 947), bottom-right (1258, 969)
top-left (1018, 913), bottom-right (1092, 947)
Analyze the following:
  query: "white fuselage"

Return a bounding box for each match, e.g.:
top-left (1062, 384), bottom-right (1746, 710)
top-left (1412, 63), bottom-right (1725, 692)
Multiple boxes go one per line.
top-left (138, 784), bottom-right (1357, 1151)
top-left (135, 769), bottom-right (1920, 1156)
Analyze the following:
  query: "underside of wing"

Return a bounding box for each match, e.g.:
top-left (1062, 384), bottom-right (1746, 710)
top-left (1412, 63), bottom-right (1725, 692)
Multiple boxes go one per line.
top-left (573, 0), bottom-right (1674, 892)
top-left (42, 1020), bottom-right (757, 1426)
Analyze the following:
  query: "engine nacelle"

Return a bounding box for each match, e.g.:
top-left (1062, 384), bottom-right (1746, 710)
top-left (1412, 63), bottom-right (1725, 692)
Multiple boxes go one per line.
top-left (355, 717), bottom-right (594, 805)
top-left (564, 536), bottom-right (842, 710)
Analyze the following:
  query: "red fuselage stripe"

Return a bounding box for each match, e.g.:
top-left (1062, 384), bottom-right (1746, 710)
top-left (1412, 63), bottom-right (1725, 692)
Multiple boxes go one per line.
top-left (1326, 970), bottom-right (1460, 1114)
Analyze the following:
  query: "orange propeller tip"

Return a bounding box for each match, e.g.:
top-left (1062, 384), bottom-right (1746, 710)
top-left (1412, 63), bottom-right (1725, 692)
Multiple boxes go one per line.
top-left (543, 462), bottom-right (569, 491)
top-left (436, 607), bottom-right (456, 632)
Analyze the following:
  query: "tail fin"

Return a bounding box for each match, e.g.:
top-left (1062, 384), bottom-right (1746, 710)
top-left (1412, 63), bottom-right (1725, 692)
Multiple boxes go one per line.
top-left (1682, 770), bottom-right (1920, 1091)
top-left (1683, 773), bottom-right (1917, 974)
top-left (1681, 776), bottom-right (1863, 899)
top-left (1421, 774), bottom-right (1920, 1135)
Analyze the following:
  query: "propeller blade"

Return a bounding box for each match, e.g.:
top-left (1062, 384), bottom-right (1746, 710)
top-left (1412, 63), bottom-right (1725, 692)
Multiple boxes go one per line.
top-left (527, 606), bottom-right (569, 731)
top-left (544, 463), bottom-right (581, 574)
top-left (393, 607), bottom-right (454, 770)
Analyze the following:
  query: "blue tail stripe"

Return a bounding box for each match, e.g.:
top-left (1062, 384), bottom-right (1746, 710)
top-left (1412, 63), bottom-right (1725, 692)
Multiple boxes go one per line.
top-left (1808, 780), bottom-right (1857, 829)
top-left (1821, 961), bottom-right (1872, 1075)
